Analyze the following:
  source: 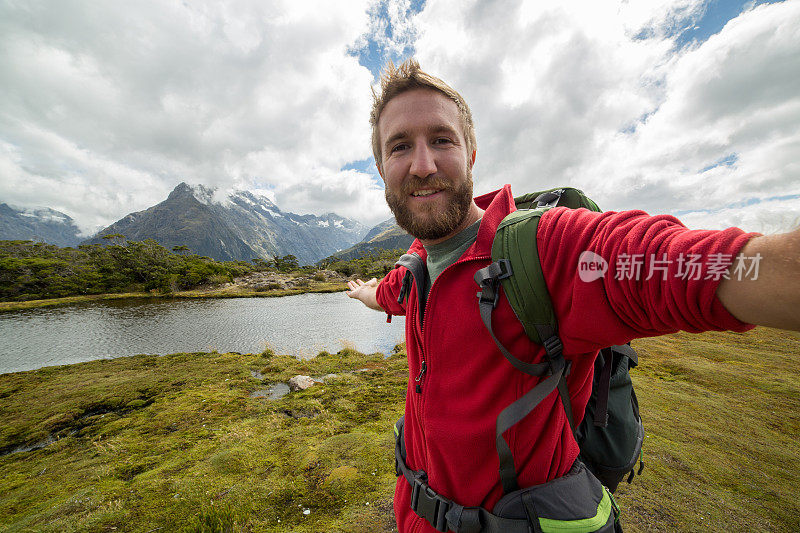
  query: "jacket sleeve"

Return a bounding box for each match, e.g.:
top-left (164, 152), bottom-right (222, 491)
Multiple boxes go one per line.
top-left (536, 207), bottom-right (759, 352)
top-left (376, 265), bottom-right (408, 317)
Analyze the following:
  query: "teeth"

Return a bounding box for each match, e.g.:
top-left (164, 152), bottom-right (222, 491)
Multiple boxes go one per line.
top-left (412, 189), bottom-right (439, 197)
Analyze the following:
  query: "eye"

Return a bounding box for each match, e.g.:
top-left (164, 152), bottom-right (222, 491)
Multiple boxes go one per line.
top-left (433, 137), bottom-right (453, 145)
top-left (390, 143), bottom-right (408, 153)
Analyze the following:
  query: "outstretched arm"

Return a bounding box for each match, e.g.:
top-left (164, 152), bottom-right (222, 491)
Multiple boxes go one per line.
top-left (345, 278), bottom-right (384, 311)
top-left (717, 228), bottom-right (800, 331)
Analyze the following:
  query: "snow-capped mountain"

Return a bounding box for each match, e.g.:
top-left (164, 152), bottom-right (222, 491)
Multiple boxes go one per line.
top-left (84, 183), bottom-right (367, 264)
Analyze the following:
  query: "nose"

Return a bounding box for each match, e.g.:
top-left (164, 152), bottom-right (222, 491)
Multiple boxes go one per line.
top-left (409, 144), bottom-right (437, 179)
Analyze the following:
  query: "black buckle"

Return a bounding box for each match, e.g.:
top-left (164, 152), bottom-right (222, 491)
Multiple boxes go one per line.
top-left (534, 189), bottom-right (564, 208)
top-left (477, 279), bottom-right (500, 307)
top-left (542, 335), bottom-right (563, 359)
top-left (410, 476), bottom-right (451, 532)
top-left (494, 259), bottom-right (512, 280)
top-left (542, 336), bottom-right (568, 377)
top-left (475, 260), bottom-right (512, 308)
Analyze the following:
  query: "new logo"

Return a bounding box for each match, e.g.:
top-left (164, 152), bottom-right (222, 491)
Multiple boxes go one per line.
top-left (578, 251), bottom-right (608, 282)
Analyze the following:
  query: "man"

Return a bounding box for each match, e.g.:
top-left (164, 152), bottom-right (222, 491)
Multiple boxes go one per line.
top-left (346, 59), bottom-right (800, 533)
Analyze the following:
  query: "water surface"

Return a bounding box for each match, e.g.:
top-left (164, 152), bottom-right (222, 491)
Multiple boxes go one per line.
top-left (0, 293), bottom-right (406, 374)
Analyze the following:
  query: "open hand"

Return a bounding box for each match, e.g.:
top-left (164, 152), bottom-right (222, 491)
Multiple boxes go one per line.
top-left (345, 278), bottom-right (383, 311)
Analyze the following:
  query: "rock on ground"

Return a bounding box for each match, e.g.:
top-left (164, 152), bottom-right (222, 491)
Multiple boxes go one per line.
top-left (288, 375), bottom-right (315, 391)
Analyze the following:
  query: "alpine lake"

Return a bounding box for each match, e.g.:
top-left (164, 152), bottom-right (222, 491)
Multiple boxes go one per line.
top-left (0, 292), bottom-right (406, 375)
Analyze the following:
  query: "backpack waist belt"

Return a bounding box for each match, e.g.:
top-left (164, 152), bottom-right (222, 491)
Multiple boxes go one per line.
top-left (394, 417), bottom-right (619, 533)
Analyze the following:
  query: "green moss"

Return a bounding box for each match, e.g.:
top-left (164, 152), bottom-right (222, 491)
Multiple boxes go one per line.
top-left (0, 328), bottom-right (798, 531)
top-left (0, 345), bottom-right (406, 532)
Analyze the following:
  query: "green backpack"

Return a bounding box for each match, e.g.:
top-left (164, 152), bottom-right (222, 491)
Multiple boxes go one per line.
top-left (473, 187), bottom-right (645, 494)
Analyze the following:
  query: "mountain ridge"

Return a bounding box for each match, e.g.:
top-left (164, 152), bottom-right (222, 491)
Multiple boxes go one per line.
top-left (0, 203), bottom-right (82, 247)
top-left (321, 217), bottom-right (413, 263)
top-left (82, 183), bottom-right (367, 264)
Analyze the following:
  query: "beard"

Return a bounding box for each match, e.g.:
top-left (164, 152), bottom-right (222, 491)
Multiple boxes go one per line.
top-left (385, 171), bottom-right (474, 241)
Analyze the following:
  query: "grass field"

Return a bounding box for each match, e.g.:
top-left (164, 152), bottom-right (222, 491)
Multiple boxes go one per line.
top-left (0, 327), bottom-right (798, 532)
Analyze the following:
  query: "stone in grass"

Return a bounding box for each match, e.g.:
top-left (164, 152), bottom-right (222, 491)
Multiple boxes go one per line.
top-left (288, 375), bottom-right (315, 391)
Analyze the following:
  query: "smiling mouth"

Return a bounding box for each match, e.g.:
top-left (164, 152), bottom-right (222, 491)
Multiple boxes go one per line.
top-left (411, 189), bottom-right (442, 197)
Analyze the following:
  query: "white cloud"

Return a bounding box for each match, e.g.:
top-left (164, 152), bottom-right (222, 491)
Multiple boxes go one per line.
top-left (413, 1), bottom-right (677, 191)
top-left (410, 0), bottom-right (799, 233)
top-left (353, 0), bottom-right (419, 65)
top-left (0, 0), bottom-right (388, 233)
top-left (1, 0), bottom-right (797, 236)
top-left (677, 196), bottom-right (800, 234)
top-left (589, 1), bottom-right (800, 220)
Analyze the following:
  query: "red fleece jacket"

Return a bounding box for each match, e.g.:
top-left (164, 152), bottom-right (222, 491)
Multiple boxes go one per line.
top-left (376, 185), bottom-right (756, 533)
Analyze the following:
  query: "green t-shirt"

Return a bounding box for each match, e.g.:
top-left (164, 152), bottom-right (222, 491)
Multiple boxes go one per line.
top-left (423, 219), bottom-right (481, 297)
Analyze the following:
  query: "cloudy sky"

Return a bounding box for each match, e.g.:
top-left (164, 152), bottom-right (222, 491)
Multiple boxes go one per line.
top-left (1, 0), bottom-right (798, 236)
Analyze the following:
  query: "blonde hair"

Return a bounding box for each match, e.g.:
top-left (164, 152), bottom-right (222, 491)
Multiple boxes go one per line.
top-left (370, 58), bottom-right (476, 172)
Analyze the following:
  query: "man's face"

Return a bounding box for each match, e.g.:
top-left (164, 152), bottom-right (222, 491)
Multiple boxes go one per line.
top-left (377, 88), bottom-right (474, 242)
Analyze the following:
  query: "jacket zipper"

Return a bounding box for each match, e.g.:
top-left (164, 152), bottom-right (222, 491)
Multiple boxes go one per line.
top-left (415, 253), bottom-right (490, 394)
top-left (415, 360), bottom-right (427, 393)
top-left (420, 253), bottom-right (491, 340)
top-left (414, 253), bottom-right (490, 499)
top-left (399, 251), bottom-right (491, 509)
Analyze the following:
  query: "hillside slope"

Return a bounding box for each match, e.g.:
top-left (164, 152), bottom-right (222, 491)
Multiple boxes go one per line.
top-left (0, 204), bottom-right (82, 247)
top-left (321, 217), bottom-right (413, 262)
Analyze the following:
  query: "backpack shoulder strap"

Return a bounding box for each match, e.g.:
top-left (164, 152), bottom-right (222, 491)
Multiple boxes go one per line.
top-left (474, 187), bottom-right (602, 494)
top-left (475, 206), bottom-right (574, 493)
top-left (493, 186), bottom-right (600, 343)
top-left (396, 252), bottom-right (428, 323)
top-left (490, 207), bottom-right (556, 345)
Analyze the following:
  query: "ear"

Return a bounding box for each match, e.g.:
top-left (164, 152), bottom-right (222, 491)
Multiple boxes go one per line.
top-left (470, 150), bottom-right (476, 168)
top-left (376, 162), bottom-right (384, 180)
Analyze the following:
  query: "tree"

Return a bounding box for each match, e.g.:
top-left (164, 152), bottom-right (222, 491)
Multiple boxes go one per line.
top-left (101, 233), bottom-right (126, 245)
top-left (273, 254), bottom-right (299, 272)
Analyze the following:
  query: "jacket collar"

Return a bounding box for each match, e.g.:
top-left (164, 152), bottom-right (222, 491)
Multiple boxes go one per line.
top-left (473, 184), bottom-right (515, 256)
